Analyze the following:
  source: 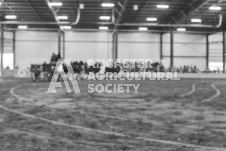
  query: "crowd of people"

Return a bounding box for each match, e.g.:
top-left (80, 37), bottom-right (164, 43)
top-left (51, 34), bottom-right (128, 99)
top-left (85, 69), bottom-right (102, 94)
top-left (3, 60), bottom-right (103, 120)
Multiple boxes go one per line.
top-left (175, 66), bottom-right (200, 73)
top-left (28, 52), bottom-right (224, 75)
top-left (63, 61), bottom-right (165, 74)
top-left (46, 54), bottom-right (211, 74)
top-left (46, 53), bottom-right (166, 74)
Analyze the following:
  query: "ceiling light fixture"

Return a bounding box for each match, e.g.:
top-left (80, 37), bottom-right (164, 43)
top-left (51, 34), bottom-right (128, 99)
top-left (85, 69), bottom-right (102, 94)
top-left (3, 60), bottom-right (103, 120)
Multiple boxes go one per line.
top-left (209, 6), bottom-right (221, 10)
top-left (139, 27), bottom-right (148, 31)
top-left (177, 28), bottom-right (186, 32)
top-left (99, 16), bottom-right (111, 20)
top-left (101, 3), bottom-right (114, 8)
top-left (157, 5), bottom-right (169, 9)
top-left (146, 17), bottom-right (157, 21)
top-left (5, 15), bottom-right (17, 19)
top-left (99, 26), bottom-right (109, 30)
top-left (57, 16), bottom-right (68, 20)
top-left (191, 19), bottom-right (202, 23)
top-left (61, 26), bottom-right (72, 29)
top-left (49, 2), bottom-right (62, 7)
top-left (18, 25), bottom-right (28, 29)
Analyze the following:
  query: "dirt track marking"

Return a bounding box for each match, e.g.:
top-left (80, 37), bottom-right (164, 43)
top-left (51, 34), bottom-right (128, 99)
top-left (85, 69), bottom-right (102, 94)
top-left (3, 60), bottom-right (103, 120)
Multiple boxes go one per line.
top-left (202, 83), bottom-right (221, 102)
top-left (1, 128), bottom-right (142, 148)
top-left (9, 85), bottom-right (226, 134)
top-left (48, 105), bottom-right (226, 133)
top-left (0, 105), bottom-right (126, 136)
top-left (0, 129), bottom-right (100, 148)
top-left (10, 86), bottom-right (33, 102)
top-left (1, 105), bottom-right (226, 151)
top-left (179, 83), bottom-right (197, 97)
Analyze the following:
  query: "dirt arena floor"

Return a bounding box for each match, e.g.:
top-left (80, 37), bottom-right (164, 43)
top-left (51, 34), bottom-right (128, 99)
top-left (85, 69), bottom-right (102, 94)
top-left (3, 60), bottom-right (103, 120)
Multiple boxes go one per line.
top-left (0, 78), bottom-right (226, 151)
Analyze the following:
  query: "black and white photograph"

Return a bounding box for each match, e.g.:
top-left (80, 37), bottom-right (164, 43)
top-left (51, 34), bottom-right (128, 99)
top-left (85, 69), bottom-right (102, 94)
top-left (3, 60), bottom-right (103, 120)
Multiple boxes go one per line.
top-left (0, 0), bottom-right (226, 150)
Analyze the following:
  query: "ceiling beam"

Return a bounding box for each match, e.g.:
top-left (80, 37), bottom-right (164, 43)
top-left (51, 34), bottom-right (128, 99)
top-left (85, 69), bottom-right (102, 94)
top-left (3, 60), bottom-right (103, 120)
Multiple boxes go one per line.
top-left (26, 0), bottom-right (43, 21)
top-left (172, 0), bottom-right (209, 24)
top-left (133, 0), bottom-right (149, 23)
top-left (0, 21), bottom-right (113, 25)
top-left (0, 0), bottom-right (24, 21)
top-left (0, 21), bottom-right (217, 29)
top-left (114, 0), bottom-right (129, 31)
top-left (118, 23), bottom-right (215, 28)
top-left (44, 0), bottom-right (60, 28)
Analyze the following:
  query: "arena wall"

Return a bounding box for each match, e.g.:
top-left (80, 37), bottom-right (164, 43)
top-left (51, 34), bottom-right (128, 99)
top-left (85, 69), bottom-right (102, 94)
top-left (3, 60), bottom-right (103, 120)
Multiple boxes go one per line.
top-left (118, 32), bottom-right (160, 61)
top-left (209, 33), bottom-right (223, 70)
top-left (13, 31), bottom-right (223, 71)
top-left (15, 31), bottom-right (58, 70)
top-left (64, 31), bottom-right (112, 61)
top-left (162, 33), bottom-right (206, 70)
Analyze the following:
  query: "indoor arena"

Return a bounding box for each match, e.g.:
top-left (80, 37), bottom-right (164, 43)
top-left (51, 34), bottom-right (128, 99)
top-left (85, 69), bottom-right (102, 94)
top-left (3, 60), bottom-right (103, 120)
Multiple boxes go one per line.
top-left (0, 0), bottom-right (226, 151)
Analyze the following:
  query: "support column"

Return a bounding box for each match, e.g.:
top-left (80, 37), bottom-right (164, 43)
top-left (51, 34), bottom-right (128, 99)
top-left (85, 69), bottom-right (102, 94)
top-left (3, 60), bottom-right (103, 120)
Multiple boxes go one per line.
top-left (223, 31), bottom-right (226, 73)
top-left (1, 26), bottom-right (4, 70)
top-left (170, 30), bottom-right (174, 69)
top-left (112, 31), bottom-right (118, 61)
top-left (160, 33), bottom-right (163, 60)
top-left (62, 32), bottom-right (65, 59)
top-left (206, 34), bottom-right (209, 70)
top-left (58, 29), bottom-right (61, 55)
top-left (13, 31), bottom-right (16, 69)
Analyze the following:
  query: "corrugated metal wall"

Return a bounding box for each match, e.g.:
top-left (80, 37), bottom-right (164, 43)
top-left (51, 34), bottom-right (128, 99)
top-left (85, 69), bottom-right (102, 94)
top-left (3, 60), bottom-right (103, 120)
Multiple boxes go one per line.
top-left (118, 32), bottom-right (160, 61)
top-left (209, 33), bottom-right (223, 62)
top-left (65, 31), bottom-right (112, 61)
top-left (15, 31), bottom-right (58, 69)
top-left (0, 31), bottom-right (14, 69)
top-left (209, 33), bottom-right (223, 70)
top-left (14, 30), bottom-right (223, 71)
top-left (163, 33), bottom-right (206, 70)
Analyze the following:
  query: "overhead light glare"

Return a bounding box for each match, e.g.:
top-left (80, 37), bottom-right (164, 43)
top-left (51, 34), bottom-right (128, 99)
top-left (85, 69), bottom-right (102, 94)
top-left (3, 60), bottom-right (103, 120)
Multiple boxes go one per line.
top-left (101, 3), bottom-right (114, 7)
top-left (209, 6), bottom-right (221, 10)
top-left (177, 28), bottom-right (186, 32)
top-left (191, 18), bottom-right (202, 23)
top-left (5, 15), bottom-right (17, 19)
top-left (18, 25), bottom-right (27, 29)
top-left (146, 17), bottom-right (157, 21)
top-left (99, 26), bottom-right (109, 30)
top-left (139, 27), bottom-right (148, 31)
top-left (49, 2), bottom-right (62, 7)
top-left (57, 16), bottom-right (68, 20)
top-left (157, 5), bottom-right (169, 9)
top-left (99, 16), bottom-right (111, 20)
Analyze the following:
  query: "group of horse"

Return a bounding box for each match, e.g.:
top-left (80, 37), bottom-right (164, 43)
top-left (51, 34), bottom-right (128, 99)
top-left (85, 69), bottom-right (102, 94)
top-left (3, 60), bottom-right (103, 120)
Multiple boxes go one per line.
top-left (31, 61), bottom-right (164, 82)
top-left (62, 61), bottom-right (163, 75)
